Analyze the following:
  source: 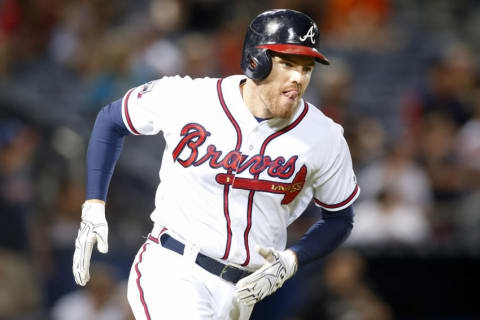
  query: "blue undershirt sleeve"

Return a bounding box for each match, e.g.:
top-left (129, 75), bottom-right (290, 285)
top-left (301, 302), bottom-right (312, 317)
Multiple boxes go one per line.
top-left (289, 205), bottom-right (354, 267)
top-left (86, 99), bottom-right (131, 201)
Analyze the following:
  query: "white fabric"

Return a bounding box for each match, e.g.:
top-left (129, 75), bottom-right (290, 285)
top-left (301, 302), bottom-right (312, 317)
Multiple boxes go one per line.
top-left (127, 236), bottom-right (253, 320)
top-left (311, 127), bottom-right (359, 211)
top-left (121, 75), bottom-right (359, 269)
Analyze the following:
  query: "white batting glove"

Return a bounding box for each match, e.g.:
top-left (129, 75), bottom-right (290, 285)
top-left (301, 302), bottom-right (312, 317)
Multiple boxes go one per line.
top-left (72, 202), bottom-right (109, 286)
top-left (235, 247), bottom-right (298, 306)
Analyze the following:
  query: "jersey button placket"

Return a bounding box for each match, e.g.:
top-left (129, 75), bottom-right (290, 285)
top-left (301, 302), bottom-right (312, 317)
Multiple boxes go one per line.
top-left (246, 126), bottom-right (260, 154)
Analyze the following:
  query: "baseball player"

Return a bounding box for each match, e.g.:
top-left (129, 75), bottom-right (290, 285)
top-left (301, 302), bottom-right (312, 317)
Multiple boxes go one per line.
top-left (73, 9), bottom-right (359, 320)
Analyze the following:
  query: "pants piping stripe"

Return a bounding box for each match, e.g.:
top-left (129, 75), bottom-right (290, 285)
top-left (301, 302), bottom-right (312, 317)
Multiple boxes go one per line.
top-left (135, 242), bottom-right (152, 320)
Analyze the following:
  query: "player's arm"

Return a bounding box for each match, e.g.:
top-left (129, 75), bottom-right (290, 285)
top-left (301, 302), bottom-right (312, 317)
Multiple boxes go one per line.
top-left (289, 205), bottom-right (354, 266)
top-left (290, 127), bottom-right (357, 265)
top-left (237, 125), bottom-right (358, 305)
top-left (73, 99), bottom-right (131, 286)
top-left (236, 205), bottom-right (354, 305)
top-left (86, 99), bottom-right (131, 202)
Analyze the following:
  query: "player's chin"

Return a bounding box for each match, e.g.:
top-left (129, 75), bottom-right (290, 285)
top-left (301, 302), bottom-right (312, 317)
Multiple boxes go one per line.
top-left (275, 99), bottom-right (297, 118)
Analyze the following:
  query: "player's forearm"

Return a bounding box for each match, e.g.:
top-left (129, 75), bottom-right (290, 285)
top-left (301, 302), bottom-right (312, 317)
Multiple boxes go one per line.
top-left (289, 206), bottom-right (354, 266)
top-left (86, 99), bottom-right (130, 201)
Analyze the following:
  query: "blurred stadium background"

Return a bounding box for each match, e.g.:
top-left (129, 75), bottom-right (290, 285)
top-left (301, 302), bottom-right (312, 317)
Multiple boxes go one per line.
top-left (0, 0), bottom-right (479, 319)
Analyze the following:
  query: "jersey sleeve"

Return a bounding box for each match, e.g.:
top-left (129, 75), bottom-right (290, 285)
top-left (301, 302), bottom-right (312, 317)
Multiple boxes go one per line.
top-left (312, 123), bottom-right (360, 211)
top-left (121, 76), bottom-right (192, 135)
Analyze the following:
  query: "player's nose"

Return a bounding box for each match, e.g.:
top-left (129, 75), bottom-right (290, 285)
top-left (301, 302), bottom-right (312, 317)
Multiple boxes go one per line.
top-left (288, 67), bottom-right (307, 86)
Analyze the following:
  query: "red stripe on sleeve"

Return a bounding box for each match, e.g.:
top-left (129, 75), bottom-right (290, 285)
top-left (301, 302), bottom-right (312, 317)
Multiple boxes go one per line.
top-left (123, 88), bottom-right (141, 135)
top-left (314, 184), bottom-right (359, 209)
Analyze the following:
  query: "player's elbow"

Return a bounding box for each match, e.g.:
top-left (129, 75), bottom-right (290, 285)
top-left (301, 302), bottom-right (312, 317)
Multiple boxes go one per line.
top-left (94, 99), bottom-right (130, 137)
top-left (322, 205), bottom-right (355, 236)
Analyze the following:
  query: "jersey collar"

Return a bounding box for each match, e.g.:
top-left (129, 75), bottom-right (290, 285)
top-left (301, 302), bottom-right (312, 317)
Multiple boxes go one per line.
top-left (220, 75), bottom-right (305, 130)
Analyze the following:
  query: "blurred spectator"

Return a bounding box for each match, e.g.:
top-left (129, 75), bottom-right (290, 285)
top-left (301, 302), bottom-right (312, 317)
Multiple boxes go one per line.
top-left (416, 113), bottom-right (468, 243)
top-left (348, 187), bottom-right (430, 247)
top-left (454, 94), bottom-right (480, 249)
top-left (36, 179), bottom-right (89, 307)
top-left (48, 1), bottom-right (98, 72)
top-left (49, 180), bottom-right (85, 249)
top-left (0, 0), bottom-right (62, 72)
top-left (320, 0), bottom-right (395, 52)
top-left (456, 190), bottom-right (480, 250)
top-left (298, 249), bottom-right (393, 320)
top-left (48, 0), bottom-right (123, 71)
top-left (404, 42), bottom-right (476, 136)
top-left (150, 0), bottom-right (186, 33)
top-left (178, 32), bottom-right (216, 77)
top-left (0, 0), bottom-right (21, 74)
top-left (214, 15), bottom-right (246, 77)
top-left (83, 31), bottom-right (136, 107)
top-left (131, 37), bottom-right (185, 80)
top-left (316, 58), bottom-right (354, 126)
top-left (418, 113), bottom-right (464, 200)
top-left (348, 117), bottom-right (387, 168)
top-left (0, 118), bottom-right (39, 252)
top-left (51, 263), bottom-right (133, 320)
top-left (0, 249), bottom-right (44, 319)
top-left (358, 140), bottom-right (433, 210)
top-left (455, 91), bottom-right (480, 178)
top-left (128, 0), bottom-right (187, 81)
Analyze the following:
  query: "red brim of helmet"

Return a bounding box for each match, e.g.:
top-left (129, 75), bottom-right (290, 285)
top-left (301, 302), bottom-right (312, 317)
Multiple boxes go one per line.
top-left (257, 44), bottom-right (330, 65)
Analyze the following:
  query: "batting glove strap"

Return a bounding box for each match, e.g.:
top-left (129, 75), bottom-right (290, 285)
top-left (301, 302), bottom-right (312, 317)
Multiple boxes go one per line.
top-left (235, 247), bottom-right (298, 306)
top-left (81, 202), bottom-right (107, 224)
top-left (73, 202), bottom-right (109, 286)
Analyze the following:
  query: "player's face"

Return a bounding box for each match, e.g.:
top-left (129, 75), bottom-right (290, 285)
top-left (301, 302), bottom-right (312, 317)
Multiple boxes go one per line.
top-left (257, 53), bottom-right (315, 119)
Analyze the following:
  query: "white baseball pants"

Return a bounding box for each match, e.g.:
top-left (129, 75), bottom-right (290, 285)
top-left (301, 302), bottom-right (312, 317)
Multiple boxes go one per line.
top-left (127, 231), bottom-right (253, 320)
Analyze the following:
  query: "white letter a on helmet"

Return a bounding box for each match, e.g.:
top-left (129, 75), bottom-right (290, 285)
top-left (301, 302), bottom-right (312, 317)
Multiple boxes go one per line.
top-left (299, 26), bottom-right (316, 44)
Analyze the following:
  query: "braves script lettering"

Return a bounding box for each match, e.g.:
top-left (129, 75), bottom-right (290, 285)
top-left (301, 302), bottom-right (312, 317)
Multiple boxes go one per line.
top-left (172, 123), bottom-right (298, 180)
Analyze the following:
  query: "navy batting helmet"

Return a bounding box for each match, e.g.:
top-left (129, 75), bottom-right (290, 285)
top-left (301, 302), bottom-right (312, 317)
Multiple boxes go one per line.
top-left (241, 9), bottom-right (329, 80)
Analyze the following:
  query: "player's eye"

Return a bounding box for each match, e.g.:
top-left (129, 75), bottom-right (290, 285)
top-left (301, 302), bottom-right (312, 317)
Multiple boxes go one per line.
top-left (303, 66), bottom-right (313, 73)
top-left (282, 61), bottom-right (293, 67)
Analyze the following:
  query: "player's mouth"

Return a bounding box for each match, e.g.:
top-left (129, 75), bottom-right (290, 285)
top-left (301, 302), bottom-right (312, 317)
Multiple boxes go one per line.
top-left (282, 89), bottom-right (299, 101)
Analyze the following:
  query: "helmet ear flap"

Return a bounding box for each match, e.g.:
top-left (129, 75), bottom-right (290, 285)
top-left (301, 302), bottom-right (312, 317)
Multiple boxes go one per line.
top-left (255, 49), bottom-right (272, 80)
top-left (241, 24), bottom-right (274, 81)
top-left (245, 49), bottom-right (272, 81)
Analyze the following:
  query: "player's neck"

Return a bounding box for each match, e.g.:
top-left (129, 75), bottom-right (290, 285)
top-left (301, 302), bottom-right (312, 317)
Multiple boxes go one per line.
top-left (240, 79), bottom-right (273, 119)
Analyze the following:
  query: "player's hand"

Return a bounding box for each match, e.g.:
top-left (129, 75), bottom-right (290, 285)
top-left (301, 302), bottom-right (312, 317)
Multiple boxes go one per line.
top-left (72, 201), bottom-right (108, 286)
top-left (235, 247), bottom-right (298, 306)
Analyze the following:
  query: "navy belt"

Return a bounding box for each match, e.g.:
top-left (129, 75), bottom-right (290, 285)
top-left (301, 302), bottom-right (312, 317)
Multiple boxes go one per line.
top-left (148, 234), bottom-right (252, 284)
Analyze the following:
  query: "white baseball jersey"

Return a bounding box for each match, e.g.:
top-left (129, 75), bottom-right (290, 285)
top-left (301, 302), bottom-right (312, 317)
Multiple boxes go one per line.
top-left (121, 75), bottom-right (359, 270)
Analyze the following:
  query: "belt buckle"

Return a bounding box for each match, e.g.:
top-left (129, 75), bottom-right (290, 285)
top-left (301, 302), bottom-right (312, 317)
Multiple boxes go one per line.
top-left (219, 264), bottom-right (234, 280)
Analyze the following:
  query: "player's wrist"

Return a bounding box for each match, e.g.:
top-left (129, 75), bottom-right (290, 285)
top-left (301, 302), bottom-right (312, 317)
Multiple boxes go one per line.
top-left (283, 249), bottom-right (298, 277)
top-left (81, 201), bottom-right (106, 223)
top-left (84, 199), bottom-right (106, 205)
